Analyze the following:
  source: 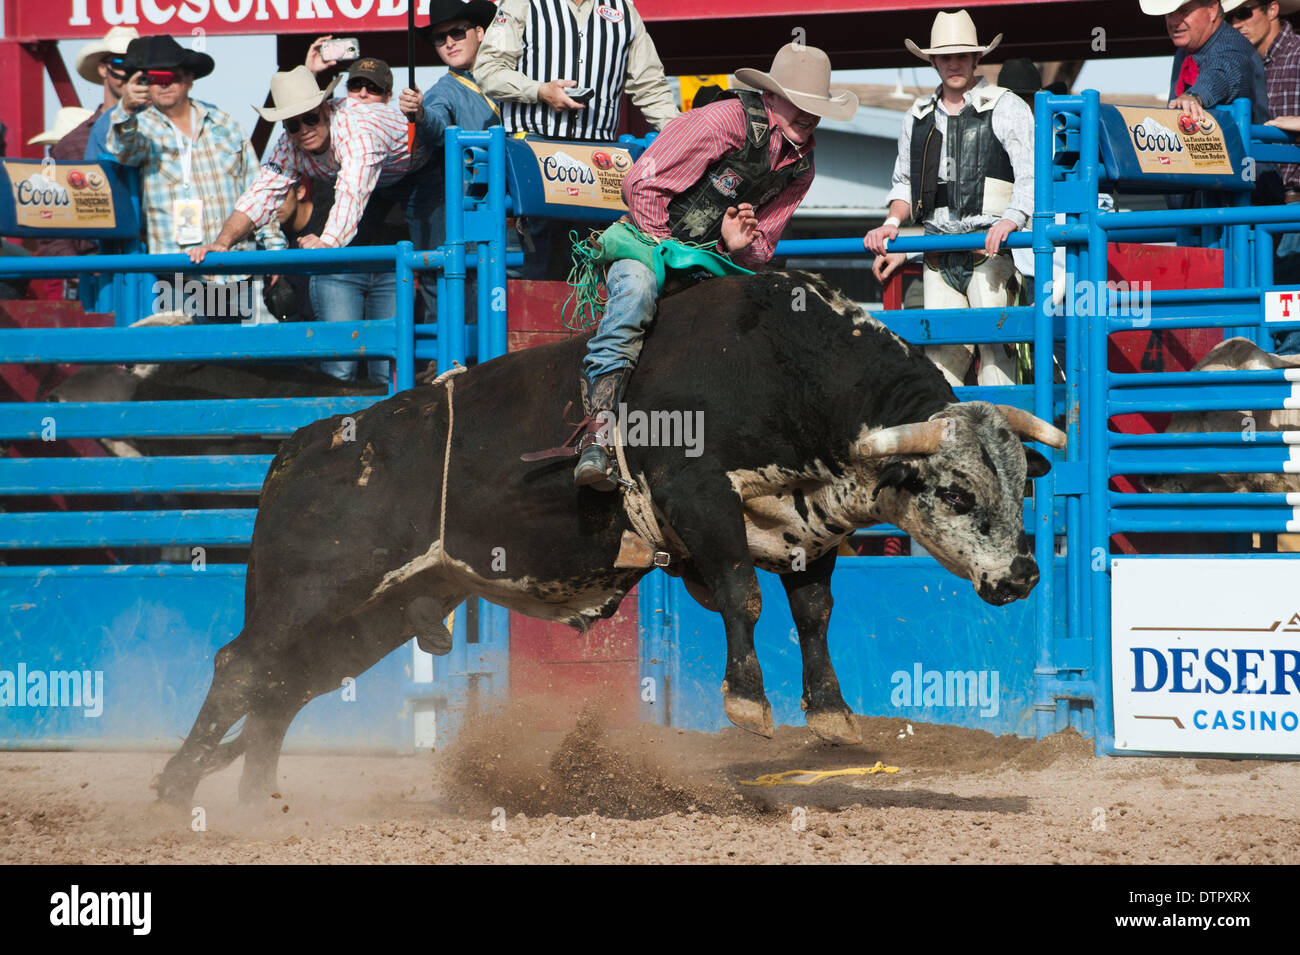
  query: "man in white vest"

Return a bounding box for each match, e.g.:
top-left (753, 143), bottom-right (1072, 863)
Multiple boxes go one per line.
top-left (863, 10), bottom-right (1034, 388)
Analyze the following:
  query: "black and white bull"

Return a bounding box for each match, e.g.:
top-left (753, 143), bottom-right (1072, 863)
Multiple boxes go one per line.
top-left (155, 270), bottom-right (1065, 805)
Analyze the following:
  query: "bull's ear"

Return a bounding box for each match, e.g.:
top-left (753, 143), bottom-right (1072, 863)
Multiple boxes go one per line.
top-left (872, 461), bottom-right (926, 499)
top-left (1024, 447), bottom-right (1052, 478)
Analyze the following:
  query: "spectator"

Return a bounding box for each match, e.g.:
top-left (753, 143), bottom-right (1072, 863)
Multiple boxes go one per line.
top-left (572, 43), bottom-right (856, 489)
top-left (864, 10), bottom-right (1033, 388)
top-left (1143, 0), bottom-right (1270, 122)
top-left (189, 66), bottom-right (429, 382)
top-left (105, 35), bottom-right (284, 323)
top-left (398, 0), bottom-right (502, 320)
top-left (1231, 0), bottom-right (1300, 271)
top-left (28, 108), bottom-right (96, 300)
top-left (475, 0), bottom-right (680, 278)
top-left (76, 26), bottom-right (139, 162)
top-left (261, 179), bottom-right (322, 324)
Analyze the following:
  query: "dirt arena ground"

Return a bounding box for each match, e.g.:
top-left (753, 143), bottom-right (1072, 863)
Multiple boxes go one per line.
top-left (2, 707), bottom-right (1297, 865)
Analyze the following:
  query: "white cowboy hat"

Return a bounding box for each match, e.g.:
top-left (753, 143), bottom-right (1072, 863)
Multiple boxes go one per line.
top-left (73, 26), bottom-right (139, 85)
top-left (255, 66), bottom-right (340, 123)
top-left (27, 107), bottom-right (95, 146)
top-left (1141, 0), bottom-right (1251, 14)
top-left (733, 43), bottom-right (858, 122)
top-left (905, 10), bottom-right (1002, 61)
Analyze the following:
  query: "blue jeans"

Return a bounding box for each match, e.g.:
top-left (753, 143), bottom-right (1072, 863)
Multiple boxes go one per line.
top-left (582, 258), bottom-right (659, 381)
top-left (310, 271), bottom-right (396, 383)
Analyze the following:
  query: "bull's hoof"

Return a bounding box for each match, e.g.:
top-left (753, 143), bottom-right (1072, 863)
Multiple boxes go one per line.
top-left (153, 766), bottom-right (200, 809)
top-left (410, 597), bottom-right (453, 654)
top-left (805, 706), bottom-right (862, 745)
top-left (723, 693), bottom-right (775, 738)
top-left (415, 631), bottom-right (453, 655)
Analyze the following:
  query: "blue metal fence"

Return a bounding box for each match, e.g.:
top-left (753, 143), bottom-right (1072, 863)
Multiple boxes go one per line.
top-left (0, 127), bottom-right (513, 750)
top-left (7, 102), bottom-right (1300, 758)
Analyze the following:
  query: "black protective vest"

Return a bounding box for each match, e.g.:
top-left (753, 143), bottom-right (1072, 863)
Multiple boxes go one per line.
top-left (666, 90), bottom-right (812, 246)
top-left (909, 91), bottom-right (1014, 223)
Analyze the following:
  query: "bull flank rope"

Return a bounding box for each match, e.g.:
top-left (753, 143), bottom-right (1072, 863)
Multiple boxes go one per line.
top-left (434, 362), bottom-right (468, 566)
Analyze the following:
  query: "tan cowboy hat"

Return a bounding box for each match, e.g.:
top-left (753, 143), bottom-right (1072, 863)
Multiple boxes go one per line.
top-left (256, 66), bottom-right (339, 123)
top-left (905, 10), bottom-right (1002, 61)
top-left (73, 26), bottom-right (139, 84)
top-left (1141, 0), bottom-right (1252, 13)
top-left (27, 107), bottom-right (95, 146)
top-left (733, 43), bottom-right (858, 122)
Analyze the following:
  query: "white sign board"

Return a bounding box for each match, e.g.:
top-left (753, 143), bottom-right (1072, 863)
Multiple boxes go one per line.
top-left (1263, 289), bottom-right (1300, 323)
top-left (1112, 558), bottom-right (1300, 755)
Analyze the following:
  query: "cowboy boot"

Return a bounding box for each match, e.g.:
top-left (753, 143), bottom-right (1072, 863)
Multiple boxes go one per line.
top-left (574, 368), bottom-right (631, 491)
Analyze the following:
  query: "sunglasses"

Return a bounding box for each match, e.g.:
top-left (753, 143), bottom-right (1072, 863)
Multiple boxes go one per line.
top-left (1226, 3), bottom-right (1262, 21)
top-left (284, 109), bottom-right (324, 134)
top-left (347, 78), bottom-right (387, 95)
top-left (146, 70), bottom-right (181, 86)
top-left (432, 26), bottom-right (470, 47)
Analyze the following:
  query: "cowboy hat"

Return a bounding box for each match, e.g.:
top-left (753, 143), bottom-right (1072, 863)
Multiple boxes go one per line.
top-left (417, 0), bottom-right (497, 43)
top-left (124, 34), bottom-right (215, 79)
top-left (27, 107), bottom-right (95, 146)
top-left (1140, 0), bottom-right (1247, 13)
top-left (905, 10), bottom-right (1002, 61)
top-left (733, 43), bottom-right (858, 122)
top-left (74, 26), bottom-right (139, 84)
top-left (256, 66), bottom-right (339, 122)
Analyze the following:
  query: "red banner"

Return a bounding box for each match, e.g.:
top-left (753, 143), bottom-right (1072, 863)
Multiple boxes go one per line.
top-left (12, 0), bottom-right (1056, 40)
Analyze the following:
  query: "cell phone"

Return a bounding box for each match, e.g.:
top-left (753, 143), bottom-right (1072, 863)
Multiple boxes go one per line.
top-left (568, 86), bottom-right (594, 104)
top-left (320, 37), bottom-right (361, 62)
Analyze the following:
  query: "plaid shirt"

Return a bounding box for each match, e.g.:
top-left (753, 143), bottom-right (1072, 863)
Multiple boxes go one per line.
top-left (1265, 21), bottom-right (1300, 189)
top-left (622, 95), bottom-right (813, 269)
top-left (236, 99), bottom-right (428, 248)
top-left (105, 99), bottom-right (284, 255)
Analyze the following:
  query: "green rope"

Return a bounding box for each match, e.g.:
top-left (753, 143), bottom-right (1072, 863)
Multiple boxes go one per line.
top-left (561, 229), bottom-right (610, 332)
top-left (560, 224), bottom-right (747, 332)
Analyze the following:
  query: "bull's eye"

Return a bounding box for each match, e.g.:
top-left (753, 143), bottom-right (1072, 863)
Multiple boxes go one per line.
top-left (939, 488), bottom-right (974, 515)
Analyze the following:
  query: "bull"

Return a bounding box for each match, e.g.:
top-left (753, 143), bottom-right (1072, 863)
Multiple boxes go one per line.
top-left (155, 271), bottom-right (1065, 806)
top-left (1146, 337), bottom-right (1300, 494)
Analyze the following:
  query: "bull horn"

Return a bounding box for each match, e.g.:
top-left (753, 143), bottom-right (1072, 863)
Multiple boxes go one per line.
top-left (857, 419), bottom-right (948, 458)
top-left (995, 405), bottom-right (1067, 449)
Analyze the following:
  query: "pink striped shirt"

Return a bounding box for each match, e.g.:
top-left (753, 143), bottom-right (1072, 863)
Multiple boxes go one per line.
top-left (235, 98), bottom-right (429, 248)
top-left (622, 95), bottom-right (814, 269)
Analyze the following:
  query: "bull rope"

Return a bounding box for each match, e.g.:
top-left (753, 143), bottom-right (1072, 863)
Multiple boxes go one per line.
top-left (434, 362), bottom-right (469, 564)
top-left (610, 418), bottom-right (692, 561)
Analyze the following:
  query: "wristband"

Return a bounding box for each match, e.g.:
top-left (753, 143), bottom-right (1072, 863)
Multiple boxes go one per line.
top-left (884, 216), bottom-right (902, 229)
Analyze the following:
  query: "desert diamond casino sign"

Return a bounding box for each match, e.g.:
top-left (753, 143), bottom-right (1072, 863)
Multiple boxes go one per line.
top-left (1112, 558), bottom-right (1300, 755)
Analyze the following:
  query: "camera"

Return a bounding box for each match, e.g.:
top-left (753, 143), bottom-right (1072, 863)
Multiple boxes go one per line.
top-left (568, 86), bottom-right (594, 105)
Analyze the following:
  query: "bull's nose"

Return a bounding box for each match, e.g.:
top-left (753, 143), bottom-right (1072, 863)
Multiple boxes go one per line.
top-left (977, 557), bottom-right (1040, 606)
top-left (1010, 555), bottom-right (1039, 588)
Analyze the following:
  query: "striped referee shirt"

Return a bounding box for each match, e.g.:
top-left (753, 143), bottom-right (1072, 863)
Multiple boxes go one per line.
top-left (236, 98), bottom-right (429, 248)
top-left (476, 0), bottom-right (678, 141)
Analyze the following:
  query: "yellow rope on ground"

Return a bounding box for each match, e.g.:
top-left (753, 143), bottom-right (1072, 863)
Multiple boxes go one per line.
top-left (739, 762), bottom-right (900, 787)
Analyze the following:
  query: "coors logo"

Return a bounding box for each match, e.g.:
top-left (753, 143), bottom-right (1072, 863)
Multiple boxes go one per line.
top-left (542, 151), bottom-right (596, 186)
top-left (1130, 116), bottom-right (1185, 155)
top-left (16, 172), bottom-right (71, 210)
